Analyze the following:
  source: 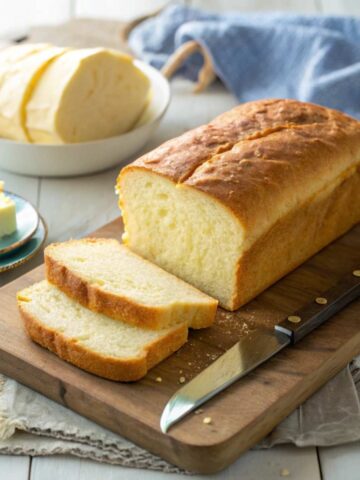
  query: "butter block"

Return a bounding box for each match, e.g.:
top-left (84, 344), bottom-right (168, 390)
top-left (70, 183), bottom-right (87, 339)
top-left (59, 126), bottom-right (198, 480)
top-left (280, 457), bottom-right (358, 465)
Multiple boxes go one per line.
top-left (0, 44), bottom-right (66, 141)
top-left (26, 48), bottom-right (150, 144)
top-left (0, 185), bottom-right (16, 238)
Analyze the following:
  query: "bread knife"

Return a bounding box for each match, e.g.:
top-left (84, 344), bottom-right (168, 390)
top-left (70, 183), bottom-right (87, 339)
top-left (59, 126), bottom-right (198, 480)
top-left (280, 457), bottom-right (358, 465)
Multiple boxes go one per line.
top-left (160, 269), bottom-right (360, 433)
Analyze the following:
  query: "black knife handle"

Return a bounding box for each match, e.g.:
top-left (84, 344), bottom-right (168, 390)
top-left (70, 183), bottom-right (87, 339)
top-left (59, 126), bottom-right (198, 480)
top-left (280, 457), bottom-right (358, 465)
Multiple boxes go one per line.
top-left (274, 269), bottom-right (360, 344)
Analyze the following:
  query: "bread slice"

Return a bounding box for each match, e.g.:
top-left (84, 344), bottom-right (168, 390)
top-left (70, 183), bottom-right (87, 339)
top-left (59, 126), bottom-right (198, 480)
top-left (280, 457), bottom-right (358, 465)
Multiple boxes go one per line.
top-left (17, 281), bottom-right (188, 381)
top-left (45, 238), bottom-right (217, 330)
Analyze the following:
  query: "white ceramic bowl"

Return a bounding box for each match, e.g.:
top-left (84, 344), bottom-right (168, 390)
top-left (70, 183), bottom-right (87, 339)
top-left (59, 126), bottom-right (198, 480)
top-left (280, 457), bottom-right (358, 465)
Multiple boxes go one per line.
top-left (0, 61), bottom-right (170, 177)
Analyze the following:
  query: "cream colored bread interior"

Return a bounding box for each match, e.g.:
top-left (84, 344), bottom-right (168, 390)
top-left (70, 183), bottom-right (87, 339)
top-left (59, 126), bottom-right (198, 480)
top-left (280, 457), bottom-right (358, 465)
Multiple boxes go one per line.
top-left (26, 48), bottom-right (150, 144)
top-left (119, 170), bottom-right (244, 308)
top-left (47, 239), bottom-right (216, 329)
top-left (0, 44), bottom-right (65, 141)
top-left (18, 281), bottom-right (182, 358)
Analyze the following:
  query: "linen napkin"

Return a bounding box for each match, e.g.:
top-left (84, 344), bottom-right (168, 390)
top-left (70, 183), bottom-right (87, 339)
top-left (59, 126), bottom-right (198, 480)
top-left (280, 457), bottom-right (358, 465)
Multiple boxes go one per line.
top-left (0, 363), bottom-right (360, 473)
top-left (129, 4), bottom-right (360, 119)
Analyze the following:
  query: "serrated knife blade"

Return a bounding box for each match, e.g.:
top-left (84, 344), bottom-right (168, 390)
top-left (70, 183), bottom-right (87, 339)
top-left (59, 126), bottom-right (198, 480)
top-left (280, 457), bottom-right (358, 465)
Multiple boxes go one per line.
top-left (160, 268), bottom-right (360, 433)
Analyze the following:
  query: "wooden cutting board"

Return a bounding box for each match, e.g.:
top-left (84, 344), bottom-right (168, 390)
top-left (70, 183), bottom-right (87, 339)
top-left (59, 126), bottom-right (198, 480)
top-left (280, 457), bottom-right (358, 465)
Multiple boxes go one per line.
top-left (0, 218), bottom-right (359, 474)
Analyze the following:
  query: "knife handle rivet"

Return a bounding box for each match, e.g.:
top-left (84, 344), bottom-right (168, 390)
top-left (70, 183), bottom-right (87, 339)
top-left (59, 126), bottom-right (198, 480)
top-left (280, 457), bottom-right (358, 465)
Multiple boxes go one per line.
top-left (315, 297), bottom-right (328, 305)
top-left (352, 270), bottom-right (360, 277)
top-left (287, 315), bottom-right (301, 324)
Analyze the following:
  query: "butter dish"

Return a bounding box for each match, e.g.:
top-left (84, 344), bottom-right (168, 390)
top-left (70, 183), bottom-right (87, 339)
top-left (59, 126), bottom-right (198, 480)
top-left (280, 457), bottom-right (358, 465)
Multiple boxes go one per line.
top-left (0, 191), bottom-right (39, 255)
top-left (0, 216), bottom-right (46, 273)
top-left (0, 183), bottom-right (16, 238)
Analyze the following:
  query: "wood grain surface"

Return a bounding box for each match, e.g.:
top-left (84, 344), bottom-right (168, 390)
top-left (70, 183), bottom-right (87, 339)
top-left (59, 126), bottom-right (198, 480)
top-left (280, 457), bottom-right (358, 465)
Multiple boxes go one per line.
top-left (0, 218), bottom-right (359, 474)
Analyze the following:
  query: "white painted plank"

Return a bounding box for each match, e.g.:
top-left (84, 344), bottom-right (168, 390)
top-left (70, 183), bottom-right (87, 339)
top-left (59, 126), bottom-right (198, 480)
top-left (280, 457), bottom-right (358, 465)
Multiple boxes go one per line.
top-left (319, 0), bottom-right (360, 15)
top-left (38, 168), bottom-right (119, 244)
top-left (224, 446), bottom-right (321, 480)
top-left (0, 170), bottom-right (39, 206)
top-left (145, 79), bottom-right (237, 151)
top-left (318, 442), bottom-right (360, 480)
top-left (30, 446), bottom-right (321, 479)
top-left (74, 0), bottom-right (176, 21)
top-left (190, 0), bottom-right (319, 13)
top-left (191, 0), bottom-right (360, 16)
top-left (0, 0), bottom-right (72, 39)
top-left (0, 455), bottom-right (30, 480)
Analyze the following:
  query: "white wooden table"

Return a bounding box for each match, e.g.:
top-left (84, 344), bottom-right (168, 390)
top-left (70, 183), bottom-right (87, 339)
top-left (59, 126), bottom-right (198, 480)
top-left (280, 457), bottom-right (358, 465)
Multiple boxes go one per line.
top-left (1, 0), bottom-right (360, 478)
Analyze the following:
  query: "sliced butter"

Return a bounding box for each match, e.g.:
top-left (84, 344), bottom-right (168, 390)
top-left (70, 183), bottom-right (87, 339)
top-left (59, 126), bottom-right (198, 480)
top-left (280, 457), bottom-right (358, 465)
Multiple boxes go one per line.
top-left (0, 184), bottom-right (16, 238)
top-left (26, 48), bottom-right (150, 144)
top-left (0, 44), bottom-right (66, 142)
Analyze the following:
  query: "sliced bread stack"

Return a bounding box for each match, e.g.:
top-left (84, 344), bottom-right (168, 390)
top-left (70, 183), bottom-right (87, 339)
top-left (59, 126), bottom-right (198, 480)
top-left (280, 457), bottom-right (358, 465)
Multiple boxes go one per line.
top-left (17, 238), bottom-right (217, 381)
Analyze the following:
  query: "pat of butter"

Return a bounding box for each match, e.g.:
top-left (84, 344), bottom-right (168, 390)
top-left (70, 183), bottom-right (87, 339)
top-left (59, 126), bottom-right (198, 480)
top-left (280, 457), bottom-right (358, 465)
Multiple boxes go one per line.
top-left (0, 188), bottom-right (16, 238)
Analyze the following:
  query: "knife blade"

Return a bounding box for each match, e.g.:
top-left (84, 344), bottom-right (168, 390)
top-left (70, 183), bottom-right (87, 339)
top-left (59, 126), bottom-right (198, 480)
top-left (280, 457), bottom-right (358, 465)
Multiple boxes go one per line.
top-left (160, 268), bottom-right (360, 433)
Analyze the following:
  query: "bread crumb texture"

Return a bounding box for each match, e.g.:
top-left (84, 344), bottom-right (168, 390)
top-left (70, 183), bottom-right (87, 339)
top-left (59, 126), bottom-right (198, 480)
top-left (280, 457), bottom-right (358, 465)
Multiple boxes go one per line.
top-left (118, 99), bottom-right (360, 310)
top-left (17, 281), bottom-right (188, 381)
top-left (45, 238), bottom-right (217, 330)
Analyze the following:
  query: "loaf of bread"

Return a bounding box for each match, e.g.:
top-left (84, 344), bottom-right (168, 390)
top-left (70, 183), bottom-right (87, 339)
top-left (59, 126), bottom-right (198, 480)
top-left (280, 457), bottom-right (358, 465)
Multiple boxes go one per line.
top-left (17, 281), bottom-right (188, 381)
top-left (45, 238), bottom-right (217, 330)
top-left (118, 99), bottom-right (360, 310)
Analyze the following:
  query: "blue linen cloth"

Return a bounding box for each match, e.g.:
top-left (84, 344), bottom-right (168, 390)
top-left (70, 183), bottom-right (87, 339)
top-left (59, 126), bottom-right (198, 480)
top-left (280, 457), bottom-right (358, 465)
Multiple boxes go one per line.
top-left (129, 4), bottom-right (360, 118)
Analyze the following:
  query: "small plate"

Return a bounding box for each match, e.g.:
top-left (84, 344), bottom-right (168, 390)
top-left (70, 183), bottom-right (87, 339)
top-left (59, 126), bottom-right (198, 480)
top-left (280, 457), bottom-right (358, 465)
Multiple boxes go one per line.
top-left (0, 216), bottom-right (47, 273)
top-left (0, 61), bottom-right (171, 177)
top-left (0, 192), bottom-right (39, 255)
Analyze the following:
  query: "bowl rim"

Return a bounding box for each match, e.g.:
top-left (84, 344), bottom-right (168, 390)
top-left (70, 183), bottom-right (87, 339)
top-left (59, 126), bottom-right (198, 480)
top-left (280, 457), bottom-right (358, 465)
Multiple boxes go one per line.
top-left (0, 215), bottom-right (48, 273)
top-left (0, 59), bottom-right (171, 148)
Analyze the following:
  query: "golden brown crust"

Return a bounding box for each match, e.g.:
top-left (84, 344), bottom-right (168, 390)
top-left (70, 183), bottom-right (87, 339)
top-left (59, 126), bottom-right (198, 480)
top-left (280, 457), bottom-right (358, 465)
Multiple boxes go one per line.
top-left (120, 99), bottom-right (360, 239)
top-left (18, 301), bottom-right (188, 382)
top-left (45, 239), bottom-right (217, 330)
top-left (118, 99), bottom-right (360, 310)
top-left (120, 98), bottom-right (359, 181)
top-left (231, 164), bottom-right (360, 309)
